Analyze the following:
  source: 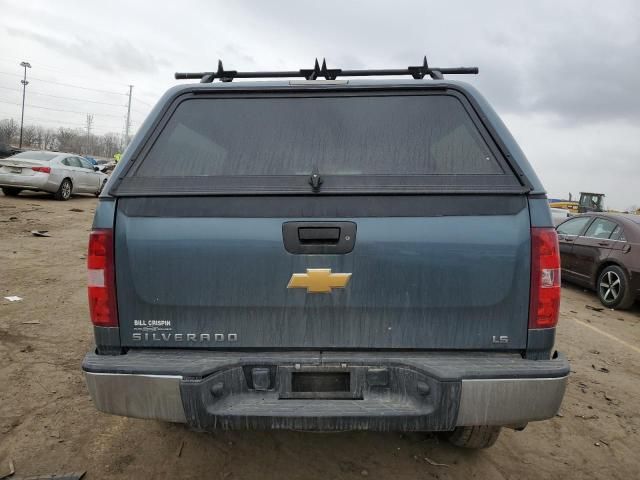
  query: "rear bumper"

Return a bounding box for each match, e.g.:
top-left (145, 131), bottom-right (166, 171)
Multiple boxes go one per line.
top-left (82, 350), bottom-right (569, 431)
top-left (0, 174), bottom-right (58, 193)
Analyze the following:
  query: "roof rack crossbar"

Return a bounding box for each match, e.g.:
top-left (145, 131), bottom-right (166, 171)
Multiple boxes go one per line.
top-left (175, 56), bottom-right (478, 83)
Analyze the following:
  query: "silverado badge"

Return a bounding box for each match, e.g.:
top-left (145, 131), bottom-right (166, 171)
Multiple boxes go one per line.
top-left (287, 268), bottom-right (352, 293)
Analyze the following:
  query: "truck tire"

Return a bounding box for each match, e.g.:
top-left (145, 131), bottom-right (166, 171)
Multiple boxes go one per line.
top-left (54, 178), bottom-right (72, 201)
top-left (597, 265), bottom-right (635, 310)
top-left (1, 187), bottom-right (22, 196)
top-left (444, 426), bottom-right (501, 449)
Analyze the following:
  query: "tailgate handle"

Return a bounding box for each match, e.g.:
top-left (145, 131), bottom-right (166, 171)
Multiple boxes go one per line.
top-left (298, 227), bottom-right (340, 243)
top-left (283, 222), bottom-right (356, 254)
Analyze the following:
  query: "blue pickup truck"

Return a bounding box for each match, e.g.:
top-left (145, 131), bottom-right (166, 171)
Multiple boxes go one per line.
top-left (82, 60), bottom-right (569, 449)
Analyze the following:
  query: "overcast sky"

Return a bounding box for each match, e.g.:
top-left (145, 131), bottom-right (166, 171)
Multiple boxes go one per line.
top-left (1, 0), bottom-right (638, 208)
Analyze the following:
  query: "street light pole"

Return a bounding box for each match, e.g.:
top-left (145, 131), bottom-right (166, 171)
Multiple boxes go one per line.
top-left (19, 61), bottom-right (31, 149)
top-left (125, 84), bottom-right (133, 145)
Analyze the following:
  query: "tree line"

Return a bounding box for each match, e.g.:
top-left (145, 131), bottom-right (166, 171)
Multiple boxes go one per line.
top-left (0, 118), bottom-right (123, 159)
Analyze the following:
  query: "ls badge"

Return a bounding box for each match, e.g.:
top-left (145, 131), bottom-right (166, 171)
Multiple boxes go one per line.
top-left (287, 268), bottom-right (352, 293)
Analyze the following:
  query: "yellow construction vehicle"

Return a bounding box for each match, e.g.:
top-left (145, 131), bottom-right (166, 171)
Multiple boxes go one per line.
top-left (549, 192), bottom-right (605, 213)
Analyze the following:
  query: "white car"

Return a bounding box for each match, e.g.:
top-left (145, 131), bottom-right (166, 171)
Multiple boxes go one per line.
top-left (550, 207), bottom-right (572, 226)
top-left (0, 151), bottom-right (109, 200)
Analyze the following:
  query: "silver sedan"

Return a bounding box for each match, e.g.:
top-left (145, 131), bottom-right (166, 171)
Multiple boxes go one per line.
top-left (550, 207), bottom-right (572, 226)
top-left (0, 151), bottom-right (109, 200)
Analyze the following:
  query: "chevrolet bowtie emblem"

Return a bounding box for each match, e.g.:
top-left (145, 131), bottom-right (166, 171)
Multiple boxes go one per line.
top-left (287, 268), bottom-right (352, 293)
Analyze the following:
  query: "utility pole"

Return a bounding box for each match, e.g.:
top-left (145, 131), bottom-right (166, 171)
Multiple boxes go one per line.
top-left (125, 84), bottom-right (133, 145)
top-left (19, 61), bottom-right (31, 149)
top-left (85, 114), bottom-right (94, 155)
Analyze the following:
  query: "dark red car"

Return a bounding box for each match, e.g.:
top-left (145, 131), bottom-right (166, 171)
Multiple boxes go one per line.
top-left (557, 213), bottom-right (640, 309)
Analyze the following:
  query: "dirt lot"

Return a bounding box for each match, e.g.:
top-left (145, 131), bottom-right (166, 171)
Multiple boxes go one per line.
top-left (1, 192), bottom-right (639, 480)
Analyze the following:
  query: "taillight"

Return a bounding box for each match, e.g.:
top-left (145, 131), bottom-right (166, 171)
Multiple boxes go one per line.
top-left (529, 227), bottom-right (561, 329)
top-left (31, 166), bottom-right (51, 173)
top-left (88, 229), bottom-right (118, 327)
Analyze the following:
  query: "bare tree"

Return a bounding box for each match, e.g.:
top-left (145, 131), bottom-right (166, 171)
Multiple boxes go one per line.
top-left (100, 132), bottom-right (121, 158)
top-left (1, 117), bottom-right (123, 158)
top-left (33, 125), bottom-right (45, 149)
top-left (0, 118), bottom-right (18, 145)
top-left (42, 128), bottom-right (57, 150)
top-left (21, 125), bottom-right (39, 148)
top-left (56, 127), bottom-right (82, 152)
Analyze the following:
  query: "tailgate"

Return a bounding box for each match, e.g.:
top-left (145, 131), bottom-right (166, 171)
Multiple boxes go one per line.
top-left (115, 195), bottom-right (530, 349)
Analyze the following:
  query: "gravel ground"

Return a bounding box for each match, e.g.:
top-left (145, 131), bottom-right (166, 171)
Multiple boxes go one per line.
top-left (1, 192), bottom-right (639, 479)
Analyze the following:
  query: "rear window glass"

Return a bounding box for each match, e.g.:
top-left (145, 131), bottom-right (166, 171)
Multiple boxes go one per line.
top-left (585, 218), bottom-right (618, 239)
top-left (136, 95), bottom-right (504, 177)
top-left (610, 225), bottom-right (624, 241)
top-left (10, 151), bottom-right (58, 161)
